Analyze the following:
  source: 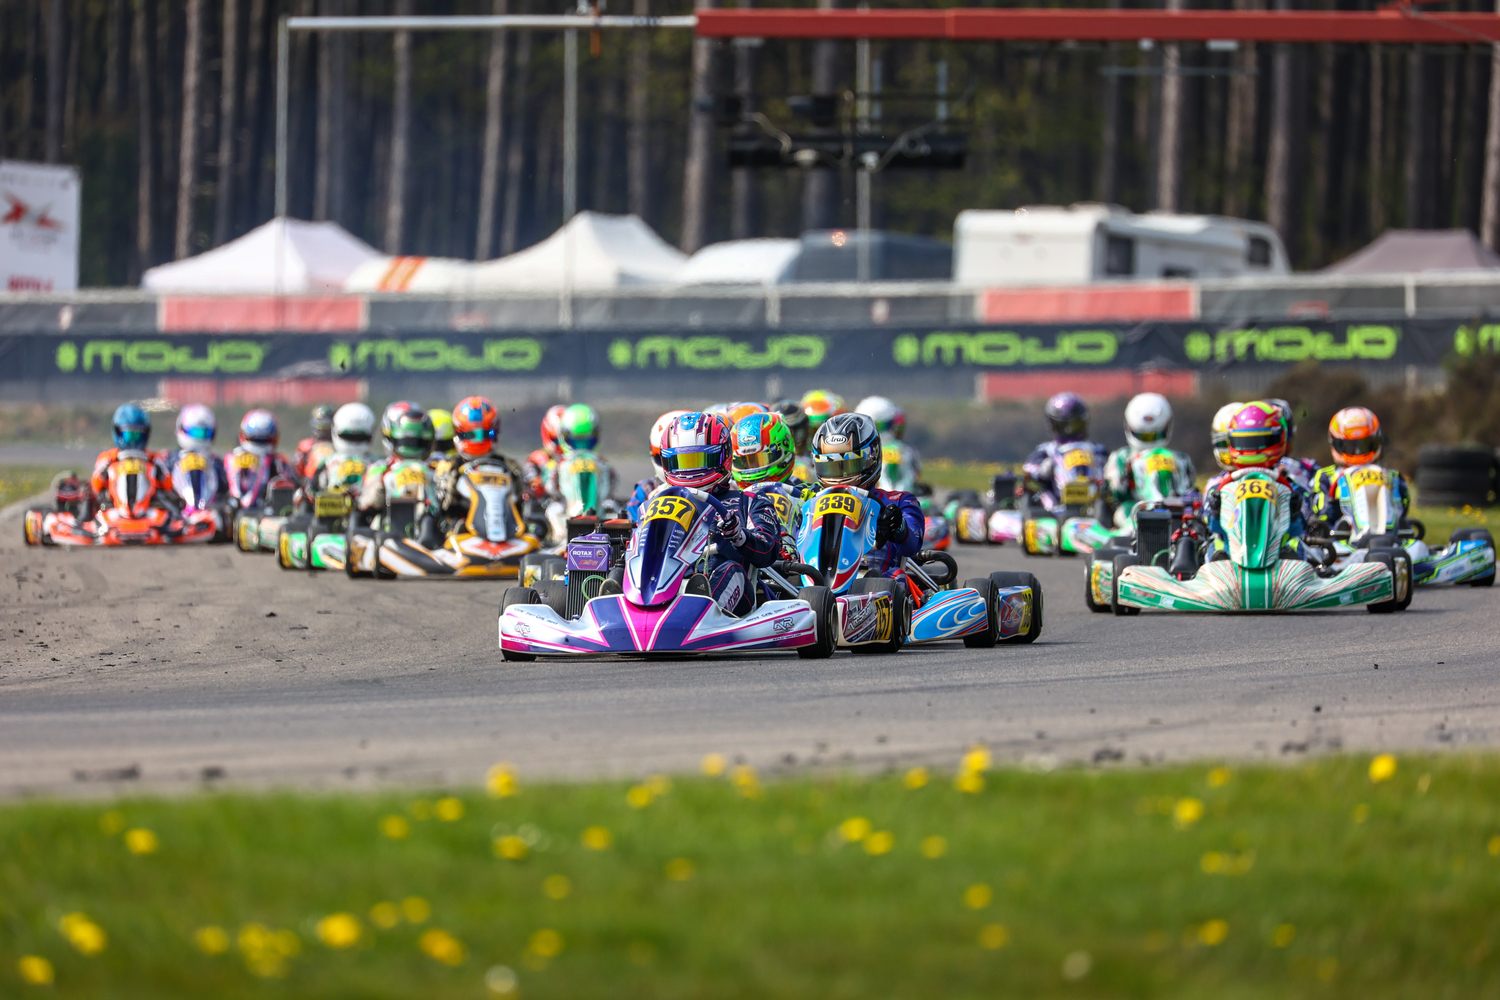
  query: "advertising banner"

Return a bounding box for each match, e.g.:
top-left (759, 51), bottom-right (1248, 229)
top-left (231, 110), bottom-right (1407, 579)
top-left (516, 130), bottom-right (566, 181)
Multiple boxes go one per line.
top-left (0, 160), bottom-right (81, 292)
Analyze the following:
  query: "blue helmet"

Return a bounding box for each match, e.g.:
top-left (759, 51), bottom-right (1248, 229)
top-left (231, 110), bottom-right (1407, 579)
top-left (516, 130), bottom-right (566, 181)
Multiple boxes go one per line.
top-left (113, 403), bottom-right (151, 451)
top-left (239, 409), bottom-right (280, 456)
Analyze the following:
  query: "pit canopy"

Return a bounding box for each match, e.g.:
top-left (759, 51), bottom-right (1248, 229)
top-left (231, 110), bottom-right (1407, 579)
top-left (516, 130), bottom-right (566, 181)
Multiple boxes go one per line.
top-left (1323, 230), bottom-right (1500, 275)
top-left (142, 217), bottom-right (382, 293)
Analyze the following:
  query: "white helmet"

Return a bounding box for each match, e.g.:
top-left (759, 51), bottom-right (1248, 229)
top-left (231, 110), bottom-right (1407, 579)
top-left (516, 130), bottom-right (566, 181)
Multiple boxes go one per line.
top-left (855, 395), bottom-right (900, 442)
top-left (1124, 393), bottom-right (1173, 450)
top-left (649, 409), bottom-right (688, 479)
top-left (175, 403), bottom-right (217, 453)
top-left (332, 402), bottom-right (376, 455)
top-left (1210, 401), bottom-right (1245, 470)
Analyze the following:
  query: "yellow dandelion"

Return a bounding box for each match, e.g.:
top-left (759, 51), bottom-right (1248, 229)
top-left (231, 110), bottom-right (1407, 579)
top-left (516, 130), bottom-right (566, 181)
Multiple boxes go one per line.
top-left (124, 828), bottom-right (159, 854)
top-left (838, 816), bottom-right (872, 843)
top-left (1352, 803), bottom-right (1370, 824)
top-left (1369, 753), bottom-right (1397, 783)
top-left (409, 799), bottom-right (433, 821)
top-left (486, 763), bottom-right (519, 798)
top-left (582, 826), bottom-right (613, 850)
top-left (543, 874), bottom-right (572, 900)
top-left (1198, 919), bottom-right (1229, 946)
top-left (963, 883), bottom-right (993, 910)
top-left (18, 955), bottom-right (55, 985)
top-left (700, 752), bottom-right (727, 776)
top-left (485, 964), bottom-right (520, 995)
top-left (1207, 766), bottom-right (1231, 788)
top-left (626, 785), bottom-right (654, 809)
top-left (59, 912), bottom-right (107, 955)
top-left (1488, 835), bottom-right (1500, 857)
top-left (665, 858), bottom-right (696, 881)
top-left (99, 810), bottom-right (126, 836)
top-left (369, 902), bottom-right (401, 929)
top-left (194, 925), bottom-right (230, 954)
top-left (418, 928), bottom-right (466, 966)
top-left (494, 834), bottom-right (528, 860)
top-left (315, 913), bottom-right (362, 949)
top-left (1173, 797), bottom-right (1204, 828)
top-left (528, 928), bottom-right (564, 958)
top-left (954, 771), bottom-right (985, 794)
top-left (904, 766), bottom-right (930, 789)
top-left (863, 831), bottom-right (894, 855)
top-left (435, 797), bottom-right (465, 822)
top-left (1273, 923), bottom-right (1296, 947)
top-left (978, 924), bottom-right (1009, 950)
top-left (960, 745), bottom-right (992, 774)
top-left (380, 814), bottom-right (410, 840)
top-left (645, 774), bottom-right (672, 796)
top-left (920, 835), bottom-right (948, 859)
top-left (730, 764), bottom-right (762, 798)
top-left (401, 897), bottom-right (431, 924)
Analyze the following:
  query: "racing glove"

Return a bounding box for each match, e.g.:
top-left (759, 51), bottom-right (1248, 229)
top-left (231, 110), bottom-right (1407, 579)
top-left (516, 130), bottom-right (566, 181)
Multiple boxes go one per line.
top-left (716, 511), bottom-right (748, 547)
top-left (875, 501), bottom-right (907, 547)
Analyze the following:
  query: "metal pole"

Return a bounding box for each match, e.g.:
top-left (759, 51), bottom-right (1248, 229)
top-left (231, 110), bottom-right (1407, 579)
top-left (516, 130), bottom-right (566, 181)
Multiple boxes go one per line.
top-left (275, 14), bottom-right (289, 218)
top-left (564, 28), bottom-right (578, 221)
top-left (856, 153), bottom-right (875, 281)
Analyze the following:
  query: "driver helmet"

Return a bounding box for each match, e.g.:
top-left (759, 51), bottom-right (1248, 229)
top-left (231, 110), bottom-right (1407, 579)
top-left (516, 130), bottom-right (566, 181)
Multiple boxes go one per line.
top-left (811, 412), bottom-right (882, 491)
top-left (770, 399), bottom-right (812, 453)
top-left (1044, 392), bottom-right (1089, 443)
top-left (453, 396), bottom-right (501, 460)
top-left (725, 401), bottom-right (768, 427)
top-left (732, 412), bottom-right (795, 486)
top-left (112, 402), bottom-right (151, 451)
top-left (1124, 392), bottom-right (1174, 449)
top-left (310, 404), bottom-right (335, 442)
top-left (800, 390), bottom-right (846, 433)
top-left (239, 409), bottom-right (279, 456)
top-left (1225, 401), bottom-right (1288, 469)
top-left (332, 402), bottom-right (375, 455)
top-left (380, 401), bottom-right (420, 454)
top-left (649, 409), bottom-right (689, 478)
top-left (1210, 401), bottom-right (1245, 470)
top-left (175, 403), bottom-right (216, 453)
top-left (540, 405), bottom-right (567, 458)
top-left (660, 412), bottom-right (733, 490)
top-left (429, 408), bottom-right (456, 459)
top-left (891, 404), bottom-right (907, 441)
top-left (1264, 398), bottom-right (1296, 448)
top-left (559, 404), bottom-right (599, 453)
top-left (1329, 407), bottom-right (1383, 467)
top-left (855, 395), bottom-right (900, 443)
top-left (387, 407), bottom-right (435, 461)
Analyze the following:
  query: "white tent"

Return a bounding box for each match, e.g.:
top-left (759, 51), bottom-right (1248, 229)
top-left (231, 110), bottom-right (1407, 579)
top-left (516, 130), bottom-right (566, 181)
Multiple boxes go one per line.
top-left (1323, 229), bottom-right (1500, 274)
top-left (141, 217), bottom-right (382, 293)
top-left (343, 212), bottom-right (688, 293)
top-left (673, 238), bottom-right (801, 285)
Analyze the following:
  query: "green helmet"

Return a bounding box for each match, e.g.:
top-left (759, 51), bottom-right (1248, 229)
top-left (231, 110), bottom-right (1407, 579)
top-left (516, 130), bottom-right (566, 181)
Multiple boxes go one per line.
top-left (732, 412), bottom-right (795, 485)
top-left (428, 408), bottom-right (455, 457)
top-left (559, 404), bottom-right (599, 452)
top-left (386, 407), bottom-right (435, 460)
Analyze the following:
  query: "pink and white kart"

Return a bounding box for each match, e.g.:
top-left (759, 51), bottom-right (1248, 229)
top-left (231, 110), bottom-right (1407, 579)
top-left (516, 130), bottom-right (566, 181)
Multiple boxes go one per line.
top-left (498, 487), bottom-right (836, 661)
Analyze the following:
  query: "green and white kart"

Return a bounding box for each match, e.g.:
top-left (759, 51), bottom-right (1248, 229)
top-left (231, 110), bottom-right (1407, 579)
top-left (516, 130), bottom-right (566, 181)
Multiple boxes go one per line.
top-left (1113, 469), bottom-right (1410, 613)
top-left (277, 489), bottom-right (358, 571)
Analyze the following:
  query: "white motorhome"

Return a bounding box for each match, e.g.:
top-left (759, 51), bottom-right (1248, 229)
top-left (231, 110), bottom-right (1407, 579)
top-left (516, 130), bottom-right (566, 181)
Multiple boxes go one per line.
top-left (954, 203), bottom-right (1290, 285)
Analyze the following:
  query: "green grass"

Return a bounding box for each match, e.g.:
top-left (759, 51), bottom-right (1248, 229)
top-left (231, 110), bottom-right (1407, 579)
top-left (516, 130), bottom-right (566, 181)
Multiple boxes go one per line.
top-left (0, 467), bottom-right (64, 509)
top-left (1411, 503), bottom-right (1492, 547)
top-left (920, 459), bottom-right (1017, 492)
top-left (3, 755), bottom-right (1499, 998)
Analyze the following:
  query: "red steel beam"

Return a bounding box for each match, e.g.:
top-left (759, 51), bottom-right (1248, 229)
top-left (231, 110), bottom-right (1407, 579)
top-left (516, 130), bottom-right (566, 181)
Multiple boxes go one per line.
top-left (695, 9), bottom-right (1500, 44)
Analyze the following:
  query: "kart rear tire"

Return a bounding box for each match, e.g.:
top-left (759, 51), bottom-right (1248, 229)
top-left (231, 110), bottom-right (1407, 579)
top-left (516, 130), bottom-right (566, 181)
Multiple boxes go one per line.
top-left (961, 577), bottom-right (1000, 648)
top-left (990, 571), bottom-right (1043, 643)
top-left (500, 587), bottom-right (541, 662)
top-left (1110, 554), bottom-right (1141, 616)
top-left (1083, 554), bottom-right (1110, 613)
top-left (796, 586), bottom-right (837, 659)
top-left (276, 526), bottom-right (294, 570)
top-left (233, 513), bottom-right (252, 552)
top-left (1365, 550), bottom-right (1410, 613)
top-left (848, 577), bottom-right (907, 654)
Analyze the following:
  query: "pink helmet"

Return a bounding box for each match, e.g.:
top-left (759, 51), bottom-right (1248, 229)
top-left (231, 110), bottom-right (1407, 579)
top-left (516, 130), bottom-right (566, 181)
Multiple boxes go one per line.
top-left (659, 411), bottom-right (733, 490)
top-left (1225, 401), bottom-right (1288, 469)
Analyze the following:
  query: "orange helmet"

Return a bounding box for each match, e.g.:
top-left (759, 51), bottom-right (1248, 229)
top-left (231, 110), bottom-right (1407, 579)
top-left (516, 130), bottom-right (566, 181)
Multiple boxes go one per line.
top-left (453, 396), bottom-right (500, 459)
top-left (1328, 407), bottom-right (1382, 467)
top-left (800, 390), bottom-right (846, 431)
top-left (725, 401), bottom-right (768, 426)
top-left (540, 405), bottom-right (567, 458)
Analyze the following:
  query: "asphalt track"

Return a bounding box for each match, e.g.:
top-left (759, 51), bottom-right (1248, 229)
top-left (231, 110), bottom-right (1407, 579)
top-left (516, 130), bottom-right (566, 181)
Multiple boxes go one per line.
top-left (2, 497), bottom-right (1497, 799)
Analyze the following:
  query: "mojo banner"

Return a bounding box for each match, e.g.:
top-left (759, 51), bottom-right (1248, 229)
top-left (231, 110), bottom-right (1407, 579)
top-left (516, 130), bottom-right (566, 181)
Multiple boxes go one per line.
top-left (0, 319), bottom-right (1485, 381)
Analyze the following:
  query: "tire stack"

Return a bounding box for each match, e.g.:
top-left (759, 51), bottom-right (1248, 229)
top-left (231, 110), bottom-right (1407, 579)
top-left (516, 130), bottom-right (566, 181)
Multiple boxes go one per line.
top-left (1415, 445), bottom-right (1499, 508)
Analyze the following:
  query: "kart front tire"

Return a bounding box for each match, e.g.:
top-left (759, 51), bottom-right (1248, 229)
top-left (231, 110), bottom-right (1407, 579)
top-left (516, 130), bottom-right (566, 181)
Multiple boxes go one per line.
top-left (23, 507), bottom-right (50, 546)
top-left (990, 571), bottom-right (1043, 643)
top-left (796, 586), bottom-right (837, 659)
top-left (276, 527), bottom-right (293, 570)
top-left (500, 587), bottom-right (541, 662)
top-left (961, 577), bottom-right (1000, 648)
top-left (537, 581), bottom-right (568, 617)
top-left (1110, 554), bottom-right (1141, 616)
top-left (1365, 550), bottom-right (1409, 613)
top-left (372, 531), bottom-right (396, 580)
top-left (1083, 553), bottom-right (1111, 614)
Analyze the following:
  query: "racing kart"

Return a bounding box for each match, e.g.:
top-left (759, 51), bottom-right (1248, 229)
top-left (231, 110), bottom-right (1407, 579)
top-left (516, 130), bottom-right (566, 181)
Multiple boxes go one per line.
top-left (543, 449), bottom-right (621, 546)
top-left (23, 455), bottom-right (219, 547)
top-left (226, 449), bottom-right (299, 553)
top-left (948, 473), bottom-right (1021, 546)
top-left (168, 449), bottom-right (233, 543)
top-left (796, 485), bottom-right (1042, 650)
top-left (1304, 464), bottom-right (1495, 588)
top-left (1084, 498), bottom-right (1207, 614)
top-left (1019, 442), bottom-right (1113, 556)
top-left (1113, 469), bottom-right (1409, 613)
top-left (499, 487), bottom-right (834, 660)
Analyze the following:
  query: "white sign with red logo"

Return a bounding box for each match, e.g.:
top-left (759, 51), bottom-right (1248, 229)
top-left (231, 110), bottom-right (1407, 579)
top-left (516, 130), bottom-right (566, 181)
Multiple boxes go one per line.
top-left (1, 159), bottom-right (80, 293)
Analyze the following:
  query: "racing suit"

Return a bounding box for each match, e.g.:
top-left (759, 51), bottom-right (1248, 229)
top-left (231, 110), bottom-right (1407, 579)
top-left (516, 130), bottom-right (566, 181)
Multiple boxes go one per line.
top-left (435, 450), bottom-right (526, 523)
top-left (357, 456), bottom-right (441, 520)
top-left (222, 446), bottom-right (296, 509)
top-left (1308, 463), bottom-right (1412, 531)
top-left (701, 483), bottom-right (783, 616)
top-left (522, 448), bottom-right (555, 503)
top-left (293, 436), bottom-right (336, 483)
top-left (625, 476), bottom-right (662, 523)
top-left (862, 488), bottom-right (925, 576)
top-left (1204, 466), bottom-right (1311, 560)
top-left (1105, 445), bottom-right (1198, 526)
top-left (90, 447), bottom-right (170, 509)
top-left (1277, 455), bottom-right (1319, 493)
top-left (162, 448), bottom-right (228, 505)
top-left (1022, 440), bottom-right (1110, 512)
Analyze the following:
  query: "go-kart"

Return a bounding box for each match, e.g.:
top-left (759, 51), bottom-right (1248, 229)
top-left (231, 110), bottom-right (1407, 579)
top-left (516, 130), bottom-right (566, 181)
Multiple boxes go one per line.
top-left (948, 473), bottom-right (1024, 546)
top-left (225, 449), bottom-right (298, 553)
top-left (499, 487), bottom-right (833, 659)
top-left (1020, 443), bottom-right (1113, 556)
top-left (795, 485), bottom-right (1042, 650)
top-left (23, 455), bottom-right (219, 546)
top-left (1305, 464), bottom-right (1495, 588)
top-left (168, 450), bottom-right (233, 543)
top-left (1084, 498), bottom-right (1207, 614)
top-left (1114, 469), bottom-right (1409, 613)
top-left (543, 449), bottom-right (621, 546)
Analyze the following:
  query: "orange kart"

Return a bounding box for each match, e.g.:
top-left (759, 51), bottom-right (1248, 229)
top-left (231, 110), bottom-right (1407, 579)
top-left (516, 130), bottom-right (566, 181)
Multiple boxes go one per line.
top-left (23, 457), bottom-right (219, 547)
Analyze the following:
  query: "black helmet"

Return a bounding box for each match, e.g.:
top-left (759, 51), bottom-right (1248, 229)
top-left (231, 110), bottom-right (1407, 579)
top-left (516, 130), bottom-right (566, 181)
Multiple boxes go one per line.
top-left (1263, 398), bottom-right (1295, 447)
top-left (310, 404), bottom-right (336, 441)
top-left (770, 399), bottom-right (812, 453)
top-left (811, 412), bottom-right (882, 490)
top-left (1044, 392), bottom-right (1089, 443)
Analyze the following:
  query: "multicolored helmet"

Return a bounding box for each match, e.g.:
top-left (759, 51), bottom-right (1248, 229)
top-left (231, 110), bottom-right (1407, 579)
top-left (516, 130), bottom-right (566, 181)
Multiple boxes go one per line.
top-left (310, 404), bottom-right (336, 441)
top-left (559, 404), bottom-right (599, 453)
top-left (387, 407), bottom-right (435, 461)
top-left (811, 412), bottom-right (883, 491)
top-left (732, 412), bottom-right (795, 485)
top-left (1210, 401), bottom-right (1245, 471)
top-left (855, 396), bottom-right (900, 441)
top-left (453, 396), bottom-right (501, 459)
top-left (725, 401), bottom-right (768, 427)
top-left (650, 409), bottom-right (689, 477)
top-left (540, 405), bottom-right (567, 458)
top-left (380, 401), bottom-right (421, 455)
top-left (800, 390), bottom-right (846, 432)
top-left (332, 403), bottom-right (375, 454)
top-left (1225, 401), bottom-right (1288, 469)
top-left (428, 408), bottom-right (455, 457)
top-left (770, 399), bottom-right (812, 453)
top-left (1124, 392), bottom-right (1173, 449)
top-left (1044, 392), bottom-right (1089, 443)
top-left (1264, 398), bottom-right (1296, 447)
top-left (112, 402), bottom-right (151, 451)
top-left (660, 411), bottom-right (733, 490)
top-left (239, 409), bottom-right (279, 456)
top-left (175, 403), bottom-right (216, 452)
top-left (1328, 407), bottom-right (1383, 467)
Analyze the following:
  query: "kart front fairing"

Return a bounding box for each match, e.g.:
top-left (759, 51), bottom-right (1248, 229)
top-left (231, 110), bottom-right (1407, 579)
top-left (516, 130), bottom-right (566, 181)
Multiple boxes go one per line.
top-left (1117, 558), bottom-right (1393, 612)
top-left (796, 488), bottom-right (880, 594)
top-left (499, 593), bottom-right (816, 656)
top-left (625, 489), bottom-right (714, 606)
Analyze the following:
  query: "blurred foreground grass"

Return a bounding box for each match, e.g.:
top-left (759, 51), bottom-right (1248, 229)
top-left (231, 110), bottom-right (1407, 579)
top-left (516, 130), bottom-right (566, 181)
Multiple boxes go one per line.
top-left (3, 754), bottom-right (1499, 999)
top-left (0, 467), bottom-right (63, 509)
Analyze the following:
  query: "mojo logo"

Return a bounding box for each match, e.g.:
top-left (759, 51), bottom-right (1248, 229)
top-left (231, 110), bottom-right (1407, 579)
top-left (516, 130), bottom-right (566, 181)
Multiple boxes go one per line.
top-left (893, 330), bottom-right (1118, 368)
top-left (328, 338), bottom-right (542, 373)
top-left (1183, 325), bottom-right (1398, 364)
top-left (608, 335), bottom-right (826, 371)
top-left (56, 339), bottom-right (265, 374)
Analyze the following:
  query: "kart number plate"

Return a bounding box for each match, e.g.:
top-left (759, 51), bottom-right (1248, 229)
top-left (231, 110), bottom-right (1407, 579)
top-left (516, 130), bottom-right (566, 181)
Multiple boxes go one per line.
top-left (1144, 452), bottom-right (1176, 475)
top-left (813, 492), bottom-right (864, 522)
top-left (1348, 467), bottom-right (1384, 490)
top-left (315, 493), bottom-right (351, 518)
top-left (566, 458), bottom-right (598, 474)
top-left (1063, 449), bottom-right (1093, 470)
top-left (469, 471), bottom-right (512, 488)
top-left (1062, 482), bottom-right (1094, 505)
top-left (642, 495), bottom-right (694, 530)
top-left (765, 491), bottom-right (793, 526)
top-left (394, 466), bottom-right (426, 489)
top-left (1236, 478), bottom-right (1275, 502)
top-left (335, 458), bottom-right (366, 484)
top-left (117, 458), bottom-right (145, 475)
top-left (179, 452), bottom-right (207, 472)
top-left (232, 452), bottom-right (259, 470)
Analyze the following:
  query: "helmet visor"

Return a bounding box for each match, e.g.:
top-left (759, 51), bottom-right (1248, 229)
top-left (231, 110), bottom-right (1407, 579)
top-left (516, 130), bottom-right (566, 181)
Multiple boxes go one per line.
top-left (116, 427), bottom-right (149, 449)
top-left (813, 453), bottom-right (870, 482)
top-left (1228, 429), bottom-right (1282, 453)
top-left (391, 434), bottom-right (431, 457)
top-left (457, 427), bottom-right (495, 444)
top-left (1130, 427), bottom-right (1168, 444)
top-left (661, 445), bottom-right (725, 474)
top-left (338, 429), bottom-right (372, 444)
top-left (733, 449), bottom-right (781, 472)
top-left (1050, 415), bottom-right (1088, 439)
top-left (181, 424), bottom-right (214, 441)
top-left (1332, 434), bottom-right (1381, 456)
